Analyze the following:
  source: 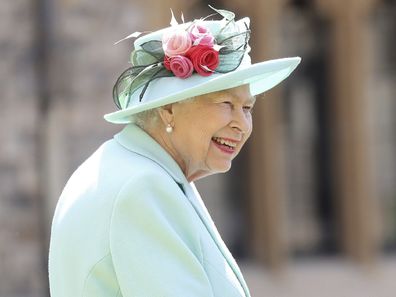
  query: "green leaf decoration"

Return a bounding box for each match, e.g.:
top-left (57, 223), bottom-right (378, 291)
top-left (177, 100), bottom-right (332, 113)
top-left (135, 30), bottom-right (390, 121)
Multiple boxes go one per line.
top-left (113, 67), bottom-right (135, 109)
top-left (123, 64), bottom-right (159, 107)
top-left (216, 50), bottom-right (246, 73)
top-left (126, 66), bottom-right (174, 106)
top-left (217, 20), bottom-right (237, 41)
top-left (217, 18), bottom-right (249, 43)
top-left (130, 49), bottom-right (158, 66)
top-left (113, 64), bottom-right (174, 109)
top-left (208, 5), bottom-right (235, 21)
top-left (140, 40), bottom-right (164, 60)
top-left (217, 30), bottom-right (250, 50)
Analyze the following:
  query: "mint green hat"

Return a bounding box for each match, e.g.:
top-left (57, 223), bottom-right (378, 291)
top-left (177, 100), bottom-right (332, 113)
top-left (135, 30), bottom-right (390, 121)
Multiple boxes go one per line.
top-left (104, 7), bottom-right (301, 124)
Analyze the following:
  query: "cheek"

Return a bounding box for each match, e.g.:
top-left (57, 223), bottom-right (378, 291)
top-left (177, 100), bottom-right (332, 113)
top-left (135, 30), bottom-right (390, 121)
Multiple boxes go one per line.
top-left (177, 124), bottom-right (211, 158)
top-left (190, 125), bottom-right (218, 159)
top-left (174, 106), bottom-right (229, 153)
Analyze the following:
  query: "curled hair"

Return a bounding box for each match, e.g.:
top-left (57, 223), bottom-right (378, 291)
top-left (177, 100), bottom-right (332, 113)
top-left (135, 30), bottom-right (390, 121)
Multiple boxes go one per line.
top-left (131, 108), bottom-right (159, 130)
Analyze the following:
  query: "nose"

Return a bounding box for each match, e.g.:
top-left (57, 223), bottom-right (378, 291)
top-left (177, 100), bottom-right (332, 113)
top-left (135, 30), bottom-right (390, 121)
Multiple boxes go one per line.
top-left (230, 107), bottom-right (252, 135)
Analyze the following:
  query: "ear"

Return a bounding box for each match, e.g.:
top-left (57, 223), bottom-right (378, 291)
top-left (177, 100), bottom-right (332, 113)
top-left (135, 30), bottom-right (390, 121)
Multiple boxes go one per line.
top-left (157, 104), bottom-right (175, 125)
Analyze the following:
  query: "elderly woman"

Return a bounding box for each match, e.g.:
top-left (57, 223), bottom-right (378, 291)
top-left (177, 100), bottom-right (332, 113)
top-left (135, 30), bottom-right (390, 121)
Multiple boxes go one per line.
top-left (49, 7), bottom-right (300, 297)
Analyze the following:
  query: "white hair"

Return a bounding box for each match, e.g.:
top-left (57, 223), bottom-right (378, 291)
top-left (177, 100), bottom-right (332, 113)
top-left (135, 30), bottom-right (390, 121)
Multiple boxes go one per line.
top-left (130, 97), bottom-right (196, 130)
top-left (130, 108), bottom-right (160, 130)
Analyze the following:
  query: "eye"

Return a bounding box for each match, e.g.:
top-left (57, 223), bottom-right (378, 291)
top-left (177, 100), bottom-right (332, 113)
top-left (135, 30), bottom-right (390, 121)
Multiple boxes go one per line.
top-left (243, 105), bottom-right (254, 114)
top-left (220, 101), bottom-right (233, 107)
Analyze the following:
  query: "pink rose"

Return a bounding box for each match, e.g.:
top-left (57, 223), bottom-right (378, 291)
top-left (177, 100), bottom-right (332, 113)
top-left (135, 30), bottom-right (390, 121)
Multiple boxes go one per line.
top-left (162, 29), bottom-right (192, 57)
top-left (186, 45), bottom-right (219, 76)
top-left (189, 24), bottom-right (214, 46)
top-left (163, 55), bottom-right (171, 70)
top-left (169, 55), bottom-right (194, 79)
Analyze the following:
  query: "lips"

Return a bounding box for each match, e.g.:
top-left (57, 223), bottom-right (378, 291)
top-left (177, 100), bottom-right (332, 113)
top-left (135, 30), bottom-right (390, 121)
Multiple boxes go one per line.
top-left (212, 137), bottom-right (237, 148)
top-left (211, 137), bottom-right (238, 154)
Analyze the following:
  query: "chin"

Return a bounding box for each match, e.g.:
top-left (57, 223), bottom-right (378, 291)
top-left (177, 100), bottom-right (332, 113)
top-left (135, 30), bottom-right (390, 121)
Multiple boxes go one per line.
top-left (212, 162), bottom-right (232, 173)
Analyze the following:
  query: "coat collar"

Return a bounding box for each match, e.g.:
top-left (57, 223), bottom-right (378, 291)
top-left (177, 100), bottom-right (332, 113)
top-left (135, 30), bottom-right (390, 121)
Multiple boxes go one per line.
top-left (114, 124), bottom-right (185, 185)
top-left (114, 124), bottom-right (250, 297)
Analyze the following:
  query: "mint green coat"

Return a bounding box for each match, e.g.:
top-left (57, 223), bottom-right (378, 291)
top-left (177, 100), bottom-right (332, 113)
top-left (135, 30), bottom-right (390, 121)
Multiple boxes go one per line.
top-left (49, 124), bottom-right (251, 297)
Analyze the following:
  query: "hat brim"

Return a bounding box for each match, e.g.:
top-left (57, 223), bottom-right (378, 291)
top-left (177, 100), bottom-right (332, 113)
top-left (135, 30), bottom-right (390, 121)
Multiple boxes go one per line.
top-left (104, 57), bottom-right (301, 124)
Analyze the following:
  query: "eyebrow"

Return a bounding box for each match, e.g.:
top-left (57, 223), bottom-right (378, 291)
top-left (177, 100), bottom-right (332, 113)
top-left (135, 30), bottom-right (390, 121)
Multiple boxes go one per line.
top-left (233, 94), bottom-right (256, 105)
top-left (210, 91), bottom-right (256, 104)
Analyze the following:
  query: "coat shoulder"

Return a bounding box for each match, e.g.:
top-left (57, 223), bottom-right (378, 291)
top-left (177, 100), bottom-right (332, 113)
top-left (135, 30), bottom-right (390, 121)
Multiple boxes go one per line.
top-left (71, 138), bottom-right (176, 192)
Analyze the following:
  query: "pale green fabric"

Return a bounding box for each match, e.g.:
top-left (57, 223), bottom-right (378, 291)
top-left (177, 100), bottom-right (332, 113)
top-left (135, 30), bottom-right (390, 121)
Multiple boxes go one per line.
top-left (49, 124), bottom-right (251, 297)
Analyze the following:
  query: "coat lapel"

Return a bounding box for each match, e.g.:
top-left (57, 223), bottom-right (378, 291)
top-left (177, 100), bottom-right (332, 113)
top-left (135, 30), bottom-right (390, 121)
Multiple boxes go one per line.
top-left (114, 124), bottom-right (250, 297)
top-left (182, 182), bottom-right (251, 297)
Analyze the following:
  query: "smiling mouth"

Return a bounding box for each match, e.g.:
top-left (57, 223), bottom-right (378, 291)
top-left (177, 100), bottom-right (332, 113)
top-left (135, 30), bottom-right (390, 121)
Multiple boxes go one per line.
top-left (212, 137), bottom-right (238, 153)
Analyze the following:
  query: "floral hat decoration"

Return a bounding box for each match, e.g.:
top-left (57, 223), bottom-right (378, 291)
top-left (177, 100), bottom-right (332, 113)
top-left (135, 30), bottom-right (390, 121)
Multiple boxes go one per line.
top-left (104, 6), bottom-right (301, 124)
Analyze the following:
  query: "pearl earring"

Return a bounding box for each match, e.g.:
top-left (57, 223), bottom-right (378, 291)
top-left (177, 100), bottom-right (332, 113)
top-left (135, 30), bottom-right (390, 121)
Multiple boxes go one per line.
top-left (166, 124), bottom-right (173, 133)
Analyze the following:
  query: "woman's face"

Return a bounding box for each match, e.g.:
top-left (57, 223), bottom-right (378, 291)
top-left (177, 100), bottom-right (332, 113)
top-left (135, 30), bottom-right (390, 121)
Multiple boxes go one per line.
top-left (165, 84), bottom-right (255, 181)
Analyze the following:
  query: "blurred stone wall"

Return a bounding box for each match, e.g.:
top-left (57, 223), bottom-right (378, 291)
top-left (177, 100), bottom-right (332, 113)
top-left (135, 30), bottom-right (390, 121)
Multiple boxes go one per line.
top-left (368, 0), bottom-right (396, 248)
top-left (0, 0), bottom-right (46, 296)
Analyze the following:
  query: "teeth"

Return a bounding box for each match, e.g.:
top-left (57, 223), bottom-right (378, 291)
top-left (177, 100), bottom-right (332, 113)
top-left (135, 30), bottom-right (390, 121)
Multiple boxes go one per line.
top-left (213, 137), bottom-right (237, 148)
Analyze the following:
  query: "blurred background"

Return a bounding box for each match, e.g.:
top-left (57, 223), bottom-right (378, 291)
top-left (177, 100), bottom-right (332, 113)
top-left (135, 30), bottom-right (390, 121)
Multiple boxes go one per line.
top-left (1, 0), bottom-right (395, 296)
